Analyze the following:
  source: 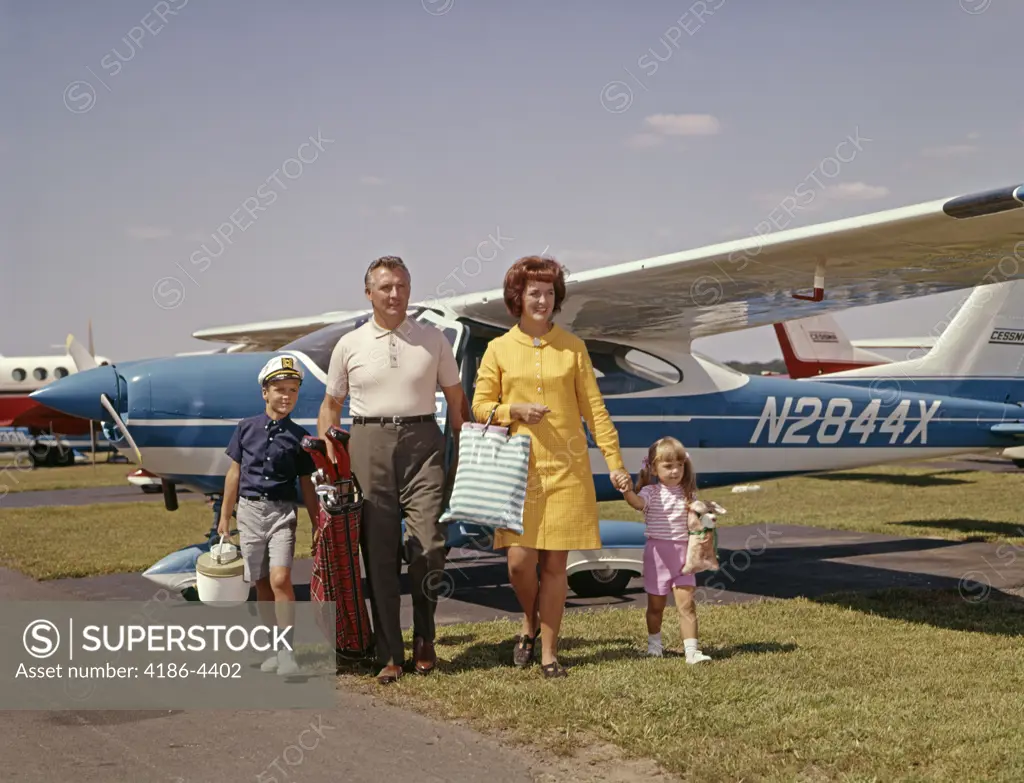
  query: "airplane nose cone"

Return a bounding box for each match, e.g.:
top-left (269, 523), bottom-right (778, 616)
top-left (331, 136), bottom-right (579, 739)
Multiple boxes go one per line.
top-left (30, 365), bottom-right (119, 421)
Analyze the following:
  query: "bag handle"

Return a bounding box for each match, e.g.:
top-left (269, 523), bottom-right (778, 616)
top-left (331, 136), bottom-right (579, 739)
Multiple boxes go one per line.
top-left (483, 404), bottom-right (499, 431)
top-left (212, 534), bottom-right (234, 565)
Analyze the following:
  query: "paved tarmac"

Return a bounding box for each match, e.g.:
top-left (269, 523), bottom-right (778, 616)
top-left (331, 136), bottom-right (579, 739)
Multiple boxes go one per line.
top-left (3, 485), bottom-right (201, 509)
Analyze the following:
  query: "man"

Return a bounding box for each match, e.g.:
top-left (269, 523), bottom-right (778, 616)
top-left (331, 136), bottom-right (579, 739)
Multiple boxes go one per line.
top-left (318, 256), bottom-right (470, 684)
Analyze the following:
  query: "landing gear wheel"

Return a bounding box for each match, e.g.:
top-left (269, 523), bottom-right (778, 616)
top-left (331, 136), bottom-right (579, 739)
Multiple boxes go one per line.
top-left (568, 568), bottom-right (635, 598)
top-left (180, 586), bottom-right (200, 601)
top-left (1013, 459), bottom-right (1024, 469)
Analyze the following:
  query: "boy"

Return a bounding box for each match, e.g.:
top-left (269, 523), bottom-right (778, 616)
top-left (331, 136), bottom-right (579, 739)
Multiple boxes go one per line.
top-left (218, 355), bottom-right (319, 676)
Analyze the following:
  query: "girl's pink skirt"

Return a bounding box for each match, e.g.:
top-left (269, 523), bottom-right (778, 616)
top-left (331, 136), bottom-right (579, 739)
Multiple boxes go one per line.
top-left (643, 538), bottom-right (697, 595)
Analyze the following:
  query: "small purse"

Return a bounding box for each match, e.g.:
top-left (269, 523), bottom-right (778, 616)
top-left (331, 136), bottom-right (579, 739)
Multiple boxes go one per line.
top-left (439, 406), bottom-right (532, 534)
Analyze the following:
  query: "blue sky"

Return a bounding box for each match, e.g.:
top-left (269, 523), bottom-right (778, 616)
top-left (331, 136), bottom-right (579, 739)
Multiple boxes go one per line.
top-left (3, 0), bottom-right (1023, 362)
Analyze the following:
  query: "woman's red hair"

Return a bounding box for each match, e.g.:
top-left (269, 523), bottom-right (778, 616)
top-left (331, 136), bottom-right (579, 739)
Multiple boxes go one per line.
top-left (502, 256), bottom-right (567, 318)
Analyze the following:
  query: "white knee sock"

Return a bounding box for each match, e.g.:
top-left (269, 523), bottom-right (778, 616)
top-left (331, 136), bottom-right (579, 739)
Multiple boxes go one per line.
top-left (684, 637), bottom-right (699, 652)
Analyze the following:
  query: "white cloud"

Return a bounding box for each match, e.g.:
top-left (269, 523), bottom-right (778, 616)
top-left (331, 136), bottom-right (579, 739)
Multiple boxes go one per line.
top-left (388, 205), bottom-right (408, 215)
top-left (643, 113), bottom-right (721, 136)
top-left (125, 226), bottom-right (172, 240)
top-left (360, 175), bottom-right (385, 185)
top-left (920, 144), bottom-right (977, 158)
top-left (822, 182), bottom-right (890, 201)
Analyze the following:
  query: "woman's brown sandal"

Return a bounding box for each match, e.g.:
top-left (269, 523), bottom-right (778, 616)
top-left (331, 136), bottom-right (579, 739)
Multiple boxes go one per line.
top-left (540, 660), bottom-right (568, 679)
top-left (513, 631), bottom-right (539, 668)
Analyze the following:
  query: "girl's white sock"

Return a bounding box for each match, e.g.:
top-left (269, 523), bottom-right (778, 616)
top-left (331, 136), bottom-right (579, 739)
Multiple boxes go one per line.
top-left (684, 637), bottom-right (698, 653)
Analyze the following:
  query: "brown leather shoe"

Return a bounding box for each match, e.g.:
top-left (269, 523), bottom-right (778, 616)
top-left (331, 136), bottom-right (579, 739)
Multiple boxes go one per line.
top-left (376, 664), bottom-right (403, 684)
top-left (414, 637), bottom-right (436, 675)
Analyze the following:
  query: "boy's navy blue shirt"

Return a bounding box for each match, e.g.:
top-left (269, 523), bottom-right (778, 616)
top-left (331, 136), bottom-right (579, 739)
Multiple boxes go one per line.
top-left (226, 412), bottom-right (315, 502)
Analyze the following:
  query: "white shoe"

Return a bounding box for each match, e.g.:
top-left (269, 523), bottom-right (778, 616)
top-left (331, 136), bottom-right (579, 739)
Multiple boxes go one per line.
top-left (276, 650), bottom-right (300, 676)
top-left (260, 654), bottom-right (278, 673)
top-left (647, 643), bottom-right (663, 658)
top-left (685, 649), bottom-right (711, 665)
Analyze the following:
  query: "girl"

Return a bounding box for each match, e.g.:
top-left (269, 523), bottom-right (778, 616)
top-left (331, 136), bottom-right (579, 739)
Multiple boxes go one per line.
top-left (620, 437), bottom-right (711, 664)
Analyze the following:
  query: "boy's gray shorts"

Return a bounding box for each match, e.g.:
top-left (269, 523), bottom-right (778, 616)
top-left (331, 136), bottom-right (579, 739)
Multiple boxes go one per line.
top-left (236, 497), bottom-right (297, 582)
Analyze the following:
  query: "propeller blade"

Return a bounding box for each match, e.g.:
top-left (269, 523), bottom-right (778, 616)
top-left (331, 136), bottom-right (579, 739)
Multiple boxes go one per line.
top-left (99, 393), bottom-right (142, 464)
top-left (66, 334), bottom-right (98, 372)
top-left (87, 319), bottom-right (95, 358)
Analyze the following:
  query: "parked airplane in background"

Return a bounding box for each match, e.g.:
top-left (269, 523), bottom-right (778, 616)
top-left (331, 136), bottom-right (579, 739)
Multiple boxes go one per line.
top-left (0, 326), bottom-right (115, 465)
top-left (32, 182), bottom-right (1024, 597)
top-left (773, 283), bottom-right (1024, 467)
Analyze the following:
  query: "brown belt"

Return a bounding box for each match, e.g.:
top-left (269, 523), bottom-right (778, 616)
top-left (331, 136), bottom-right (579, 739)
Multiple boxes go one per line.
top-left (352, 414), bottom-right (436, 425)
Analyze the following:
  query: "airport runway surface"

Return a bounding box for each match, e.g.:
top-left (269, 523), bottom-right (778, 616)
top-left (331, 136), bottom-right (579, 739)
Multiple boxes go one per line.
top-left (2, 485), bottom-right (202, 508)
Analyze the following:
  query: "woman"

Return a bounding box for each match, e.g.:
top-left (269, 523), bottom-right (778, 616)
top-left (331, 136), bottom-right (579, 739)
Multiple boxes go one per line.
top-left (472, 255), bottom-right (632, 678)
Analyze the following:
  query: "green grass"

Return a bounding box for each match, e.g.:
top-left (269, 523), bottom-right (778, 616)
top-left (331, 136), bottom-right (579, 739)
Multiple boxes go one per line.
top-left (600, 463), bottom-right (1024, 546)
top-left (0, 501), bottom-right (317, 580)
top-left (348, 590), bottom-right (1024, 782)
top-left (0, 460), bottom-right (132, 493)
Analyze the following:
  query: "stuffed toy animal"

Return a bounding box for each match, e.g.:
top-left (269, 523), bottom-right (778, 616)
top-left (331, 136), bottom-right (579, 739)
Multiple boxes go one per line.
top-left (682, 499), bottom-right (726, 575)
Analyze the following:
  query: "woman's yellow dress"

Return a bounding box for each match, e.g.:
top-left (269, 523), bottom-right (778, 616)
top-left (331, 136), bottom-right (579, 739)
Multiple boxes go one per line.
top-left (471, 323), bottom-right (625, 551)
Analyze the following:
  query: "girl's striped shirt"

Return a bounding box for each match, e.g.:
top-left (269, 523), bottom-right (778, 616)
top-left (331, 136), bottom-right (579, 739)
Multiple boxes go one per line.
top-left (637, 483), bottom-right (692, 541)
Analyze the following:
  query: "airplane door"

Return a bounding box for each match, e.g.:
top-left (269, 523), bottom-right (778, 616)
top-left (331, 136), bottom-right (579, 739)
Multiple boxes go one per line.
top-left (413, 309), bottom-right (468, 467)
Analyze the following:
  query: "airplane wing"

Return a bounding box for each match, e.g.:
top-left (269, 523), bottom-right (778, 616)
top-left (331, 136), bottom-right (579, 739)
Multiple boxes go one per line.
top-left (190, 311), bottom-right (365, 351)
top-left (189, 183), bottom-right (1024, 346)
top-left (442, 182), bottom-right (1024, 341)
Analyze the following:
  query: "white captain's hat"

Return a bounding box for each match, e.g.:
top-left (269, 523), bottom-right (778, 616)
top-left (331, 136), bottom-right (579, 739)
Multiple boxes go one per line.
top-left (258, 355), bottom-right (304, 386)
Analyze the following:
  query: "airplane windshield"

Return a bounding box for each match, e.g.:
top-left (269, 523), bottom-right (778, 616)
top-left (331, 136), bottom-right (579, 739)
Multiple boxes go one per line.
top-left (281, 308), bottom-right (426, 375)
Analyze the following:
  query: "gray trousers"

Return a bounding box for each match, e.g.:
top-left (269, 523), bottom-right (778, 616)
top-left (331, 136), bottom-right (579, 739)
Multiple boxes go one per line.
top-left (349, 420), bottom-right (448, 667)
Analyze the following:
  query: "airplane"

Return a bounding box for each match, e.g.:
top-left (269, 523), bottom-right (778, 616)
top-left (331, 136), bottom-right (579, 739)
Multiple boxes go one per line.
top-left (773, 285), bottom-right (1024, 467)
top-left (31, 181), bottom-right (1024, 599)
top-left (0, 327), bottom-right (116, 466)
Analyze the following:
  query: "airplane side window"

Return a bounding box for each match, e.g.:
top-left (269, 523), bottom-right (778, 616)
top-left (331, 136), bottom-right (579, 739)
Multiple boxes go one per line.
top-left (54, 367), bottom-right (69, 378)
top-left (12, 368), bottom-right (26, 381)
top-left (33, 367), bottom-right (47, 381)
top-left (589, 346), bottom-right (681, 396)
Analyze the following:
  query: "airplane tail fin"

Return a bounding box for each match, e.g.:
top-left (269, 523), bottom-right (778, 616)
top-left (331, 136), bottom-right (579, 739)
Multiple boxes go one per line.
top-left (773, 314), bottom-right (891, 378)
top-left (825, 280), bottom-right (1024, 405)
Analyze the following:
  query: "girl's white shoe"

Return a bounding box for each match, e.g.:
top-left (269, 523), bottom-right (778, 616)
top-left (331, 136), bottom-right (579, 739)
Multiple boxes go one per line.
top-left (685, 649), bottom-right (711, 665)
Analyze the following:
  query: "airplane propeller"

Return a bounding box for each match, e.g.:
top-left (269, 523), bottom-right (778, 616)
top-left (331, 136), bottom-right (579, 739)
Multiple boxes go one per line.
top-left (66, 331), bottom-right (98, 373)
top-left (99, 392), bottom-right (143, 464)
top-left (65, 321), bottom-right (129, 465)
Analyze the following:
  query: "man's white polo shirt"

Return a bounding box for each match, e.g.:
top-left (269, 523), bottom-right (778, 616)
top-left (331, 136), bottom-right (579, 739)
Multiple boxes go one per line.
top-left (325, 315), bottom-right (460, 417)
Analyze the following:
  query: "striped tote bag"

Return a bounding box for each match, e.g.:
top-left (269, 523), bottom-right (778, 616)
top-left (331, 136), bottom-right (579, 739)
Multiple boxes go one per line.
top-left (439, 413), bottom-right (530, 535)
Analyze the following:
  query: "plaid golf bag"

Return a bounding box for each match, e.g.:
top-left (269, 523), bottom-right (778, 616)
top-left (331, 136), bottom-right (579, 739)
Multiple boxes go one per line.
top-left (303, 429), bottom-right (373, 661)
